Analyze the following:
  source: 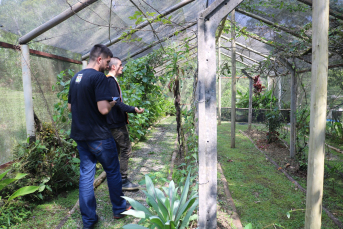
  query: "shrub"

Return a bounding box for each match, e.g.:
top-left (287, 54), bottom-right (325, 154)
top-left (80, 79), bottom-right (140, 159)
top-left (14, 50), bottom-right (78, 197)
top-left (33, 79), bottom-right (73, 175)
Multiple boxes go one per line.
top-left (265, 108), bottom-right (284, 143)
top-left (9, 126), bottom-right (79, 200)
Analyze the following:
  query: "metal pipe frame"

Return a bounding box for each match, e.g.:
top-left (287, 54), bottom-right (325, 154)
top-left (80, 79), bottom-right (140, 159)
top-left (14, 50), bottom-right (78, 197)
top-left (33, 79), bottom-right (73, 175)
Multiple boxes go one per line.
top-left (82, 0), bottom-right (196, 60)
top-left (19, 0), bottom-right (99, 44)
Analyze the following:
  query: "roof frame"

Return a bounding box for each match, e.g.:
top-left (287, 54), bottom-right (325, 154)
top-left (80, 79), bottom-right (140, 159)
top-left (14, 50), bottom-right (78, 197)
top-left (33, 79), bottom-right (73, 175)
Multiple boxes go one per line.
top-left (19, 0), bottom-right (99, 44)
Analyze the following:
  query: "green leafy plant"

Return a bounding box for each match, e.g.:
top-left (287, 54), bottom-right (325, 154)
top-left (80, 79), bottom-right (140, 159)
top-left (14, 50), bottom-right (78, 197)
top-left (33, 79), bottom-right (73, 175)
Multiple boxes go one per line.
top-left (295, 105), bottom-right (310, 170)
top-left (122, 173), bottom-right (198, 229)
top-left (265, 108), bottom-right (284, 143)
top-left (0, 169), bottom-right (39, 226)
top-left (52, 69), bottom-right (74, 135)
top-left (10, 129), bottom-right (79, 200)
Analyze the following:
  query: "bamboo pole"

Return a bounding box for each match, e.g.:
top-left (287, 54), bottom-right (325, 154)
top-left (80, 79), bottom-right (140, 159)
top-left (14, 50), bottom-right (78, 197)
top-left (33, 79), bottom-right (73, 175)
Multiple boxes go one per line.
top-left (231, 10), bottom-right (236, 148)
top-left (305, 0), bottom-right (329, 228)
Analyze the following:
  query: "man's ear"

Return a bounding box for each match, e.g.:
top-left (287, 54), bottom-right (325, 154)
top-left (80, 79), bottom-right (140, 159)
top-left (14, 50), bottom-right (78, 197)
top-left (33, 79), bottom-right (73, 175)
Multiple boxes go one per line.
top-left (97, 56), bottom-right (102, 65)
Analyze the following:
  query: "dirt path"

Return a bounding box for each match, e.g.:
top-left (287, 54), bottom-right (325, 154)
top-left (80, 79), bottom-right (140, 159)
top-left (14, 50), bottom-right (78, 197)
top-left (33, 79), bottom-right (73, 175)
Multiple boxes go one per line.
top-left (63, 116), bottom-right (177, 228)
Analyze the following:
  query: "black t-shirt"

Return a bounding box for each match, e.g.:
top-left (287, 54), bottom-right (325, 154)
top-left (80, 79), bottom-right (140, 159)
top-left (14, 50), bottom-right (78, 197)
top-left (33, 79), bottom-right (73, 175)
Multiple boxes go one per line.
top-left (68, 69), bottom-right (113, 141)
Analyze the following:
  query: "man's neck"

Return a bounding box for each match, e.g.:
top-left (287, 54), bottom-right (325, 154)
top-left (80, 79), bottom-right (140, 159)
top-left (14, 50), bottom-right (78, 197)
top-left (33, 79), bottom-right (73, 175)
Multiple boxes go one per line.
top-left (108, 71), bottom-right (119, 78)
top-left (86, 61), bottom-right (99, 71)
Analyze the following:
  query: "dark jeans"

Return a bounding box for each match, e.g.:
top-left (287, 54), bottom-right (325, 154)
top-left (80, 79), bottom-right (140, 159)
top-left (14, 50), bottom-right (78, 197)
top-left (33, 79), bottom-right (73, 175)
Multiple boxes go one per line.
top-left (110, 125), bottom-right (131, 179)
top-left (76, 137), bottom-right (126, 227)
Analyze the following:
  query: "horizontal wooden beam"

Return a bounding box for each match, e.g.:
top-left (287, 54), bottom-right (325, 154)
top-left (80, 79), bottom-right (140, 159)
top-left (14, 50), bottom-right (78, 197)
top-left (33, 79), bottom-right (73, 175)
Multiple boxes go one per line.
top-left (0, 41), bottom-right (82, 64)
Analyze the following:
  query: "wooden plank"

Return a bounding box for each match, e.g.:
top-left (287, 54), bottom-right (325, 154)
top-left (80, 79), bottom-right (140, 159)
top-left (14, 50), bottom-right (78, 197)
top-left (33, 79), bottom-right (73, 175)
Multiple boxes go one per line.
top-left (290, 69), bottom-right (296, 158)
top-left (305, 0), bottom-right (329, 228)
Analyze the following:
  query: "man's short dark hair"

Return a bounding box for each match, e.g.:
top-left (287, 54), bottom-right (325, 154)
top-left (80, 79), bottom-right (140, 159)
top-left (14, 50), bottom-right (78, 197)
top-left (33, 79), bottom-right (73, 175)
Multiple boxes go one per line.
top-left (109, 57), bottom-right (121, 69)
top-left (89, 44), bottom-right (113, 62)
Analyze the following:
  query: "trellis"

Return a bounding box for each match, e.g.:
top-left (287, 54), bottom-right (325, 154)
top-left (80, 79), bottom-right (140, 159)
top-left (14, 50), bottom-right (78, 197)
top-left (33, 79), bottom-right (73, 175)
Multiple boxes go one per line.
top-left (1, 0), bottom-right (335, 228)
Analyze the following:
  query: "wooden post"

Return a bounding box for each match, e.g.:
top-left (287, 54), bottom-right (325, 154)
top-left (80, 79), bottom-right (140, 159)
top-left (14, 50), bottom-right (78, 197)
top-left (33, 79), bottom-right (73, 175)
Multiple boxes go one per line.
top-left (278, 76), bottom-right (282, 110)
top-left (248, 77), bottom-right (253, 131)
top-left (305, 0), bottom-right (329, 228)
top-left (290, 68), bottom-right (297, 158)
top-left (21, 44), bottom-right (35, 143)
top-left (218, 37), bottom-right (222, 125)
top-left (197, 1), bottom-right (243, 227)
top-left (231, 10), bottom-right (236, 148)
top-left (82, 60), bottom-right (87, 69)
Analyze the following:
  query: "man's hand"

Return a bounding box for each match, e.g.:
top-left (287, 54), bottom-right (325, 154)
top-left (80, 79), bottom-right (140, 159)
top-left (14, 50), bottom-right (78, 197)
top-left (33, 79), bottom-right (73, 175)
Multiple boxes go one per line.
top-left (135, 107), bottom-right (145, 114)
top-left (110, 100), bottom-right (117, 107)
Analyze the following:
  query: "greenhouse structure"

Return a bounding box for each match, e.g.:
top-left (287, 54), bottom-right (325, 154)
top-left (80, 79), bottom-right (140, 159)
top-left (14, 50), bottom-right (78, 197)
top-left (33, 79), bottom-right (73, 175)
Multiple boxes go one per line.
top-left (0, 0), bottom-right (342, 228)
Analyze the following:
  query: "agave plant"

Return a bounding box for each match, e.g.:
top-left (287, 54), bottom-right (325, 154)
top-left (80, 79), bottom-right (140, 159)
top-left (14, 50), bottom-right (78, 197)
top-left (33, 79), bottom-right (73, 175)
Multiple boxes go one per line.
top-left (122, 173), bottom-right (198, 229)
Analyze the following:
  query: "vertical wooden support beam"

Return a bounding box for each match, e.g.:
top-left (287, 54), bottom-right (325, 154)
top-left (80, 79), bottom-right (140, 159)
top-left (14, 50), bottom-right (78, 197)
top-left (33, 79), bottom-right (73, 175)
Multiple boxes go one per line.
top-left (278, 76), bottom-right (282, 110)
top-left (290, 69), bottom-right (297, 158)
top-left (197, 15), bottom-right (217, 229)
top-left (218, 38), bottom-right (222, 125)
top-left (197, 1), bottom-right (243, 228)
top-left (21, 44), bottom-right (35, 142)
top-left (248, 77), bottom-right (253, 131)
top-left (82, 60), bottom-right (88, 69)
top-left (230, 10), bottom-right (236, 148)
top-left (305, 0), bottom-right (329, 228)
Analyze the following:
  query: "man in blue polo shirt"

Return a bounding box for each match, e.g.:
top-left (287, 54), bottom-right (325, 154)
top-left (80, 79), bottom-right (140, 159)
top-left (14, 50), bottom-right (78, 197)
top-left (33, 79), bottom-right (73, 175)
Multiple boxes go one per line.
top-left (68, 44), bottom-right (131, 229)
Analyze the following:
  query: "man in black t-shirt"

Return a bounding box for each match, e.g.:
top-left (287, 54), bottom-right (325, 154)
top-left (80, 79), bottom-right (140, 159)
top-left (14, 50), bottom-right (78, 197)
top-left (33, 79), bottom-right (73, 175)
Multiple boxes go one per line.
top-left (68, 44), bottom-right (132, 229)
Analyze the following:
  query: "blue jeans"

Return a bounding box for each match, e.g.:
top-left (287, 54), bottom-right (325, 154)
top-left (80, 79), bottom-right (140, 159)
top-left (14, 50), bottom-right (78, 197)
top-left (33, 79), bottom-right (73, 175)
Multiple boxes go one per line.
top-left (76, 137), bottom-right (126, 227)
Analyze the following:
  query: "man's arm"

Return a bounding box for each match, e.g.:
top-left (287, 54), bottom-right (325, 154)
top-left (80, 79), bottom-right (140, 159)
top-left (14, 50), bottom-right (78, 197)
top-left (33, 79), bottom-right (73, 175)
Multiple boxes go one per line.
top-left (97, 100), bottom-right (116, 115)
top-left (68, 103), bottom-right (71, 112)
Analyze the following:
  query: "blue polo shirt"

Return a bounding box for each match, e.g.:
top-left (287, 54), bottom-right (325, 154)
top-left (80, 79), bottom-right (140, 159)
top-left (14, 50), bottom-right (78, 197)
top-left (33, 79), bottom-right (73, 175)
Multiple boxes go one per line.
top-left (68, 69), bottom-right (113, 141)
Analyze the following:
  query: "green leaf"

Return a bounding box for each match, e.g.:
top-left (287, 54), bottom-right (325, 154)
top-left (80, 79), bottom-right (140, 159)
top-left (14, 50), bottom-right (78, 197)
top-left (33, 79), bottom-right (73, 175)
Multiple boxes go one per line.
top-left (122, 209), bottom-right (145, 218)
top-left (122, 196), bottom-right (152, 218)
top-left (165, 220), bottom-right (177, 229)
top-left (71, 158), bottom-right (80, 164)
top-left (8, 186), bottom-right (39, 201)
top-left (0, 179), bottom-right (17, 192)
top-left (0, 169), bottom-right (11, 181)
top-left (149, 216), bottom-right (164, 229)
top-left (179, 199), bottom-right (199, 229)
top-left (287, 211), bottom-right (290, 218)
top-left (122, 224), bottom-right (149, 229)
top-left (244, 223), bottom-right (253, 229)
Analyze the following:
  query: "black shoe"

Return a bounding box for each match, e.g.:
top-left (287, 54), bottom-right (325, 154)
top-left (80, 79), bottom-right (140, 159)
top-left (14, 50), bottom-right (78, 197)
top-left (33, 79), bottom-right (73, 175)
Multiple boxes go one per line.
top-left (83, 214), bottom-right (98, 229)
top-left (113, 203), bottom-right (134, 219)
top-left (122, 178), bottom-right (139, 191)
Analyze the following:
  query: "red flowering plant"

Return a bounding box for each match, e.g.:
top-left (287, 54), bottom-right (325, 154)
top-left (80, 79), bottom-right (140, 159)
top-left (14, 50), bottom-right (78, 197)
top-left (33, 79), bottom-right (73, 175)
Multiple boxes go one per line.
top-left (253, 75), bottom-right (265, 95)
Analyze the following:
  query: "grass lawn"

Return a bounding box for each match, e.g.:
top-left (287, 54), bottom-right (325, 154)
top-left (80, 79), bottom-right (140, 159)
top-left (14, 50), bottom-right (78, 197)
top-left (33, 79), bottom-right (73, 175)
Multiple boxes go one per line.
top-left (218, 122), bottom-right (339, 229)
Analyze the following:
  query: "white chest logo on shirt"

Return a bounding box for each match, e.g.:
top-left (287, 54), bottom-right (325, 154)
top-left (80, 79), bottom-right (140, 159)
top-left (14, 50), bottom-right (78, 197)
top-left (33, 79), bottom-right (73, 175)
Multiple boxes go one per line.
top-left (76, 74), bottom-right (83, 83)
